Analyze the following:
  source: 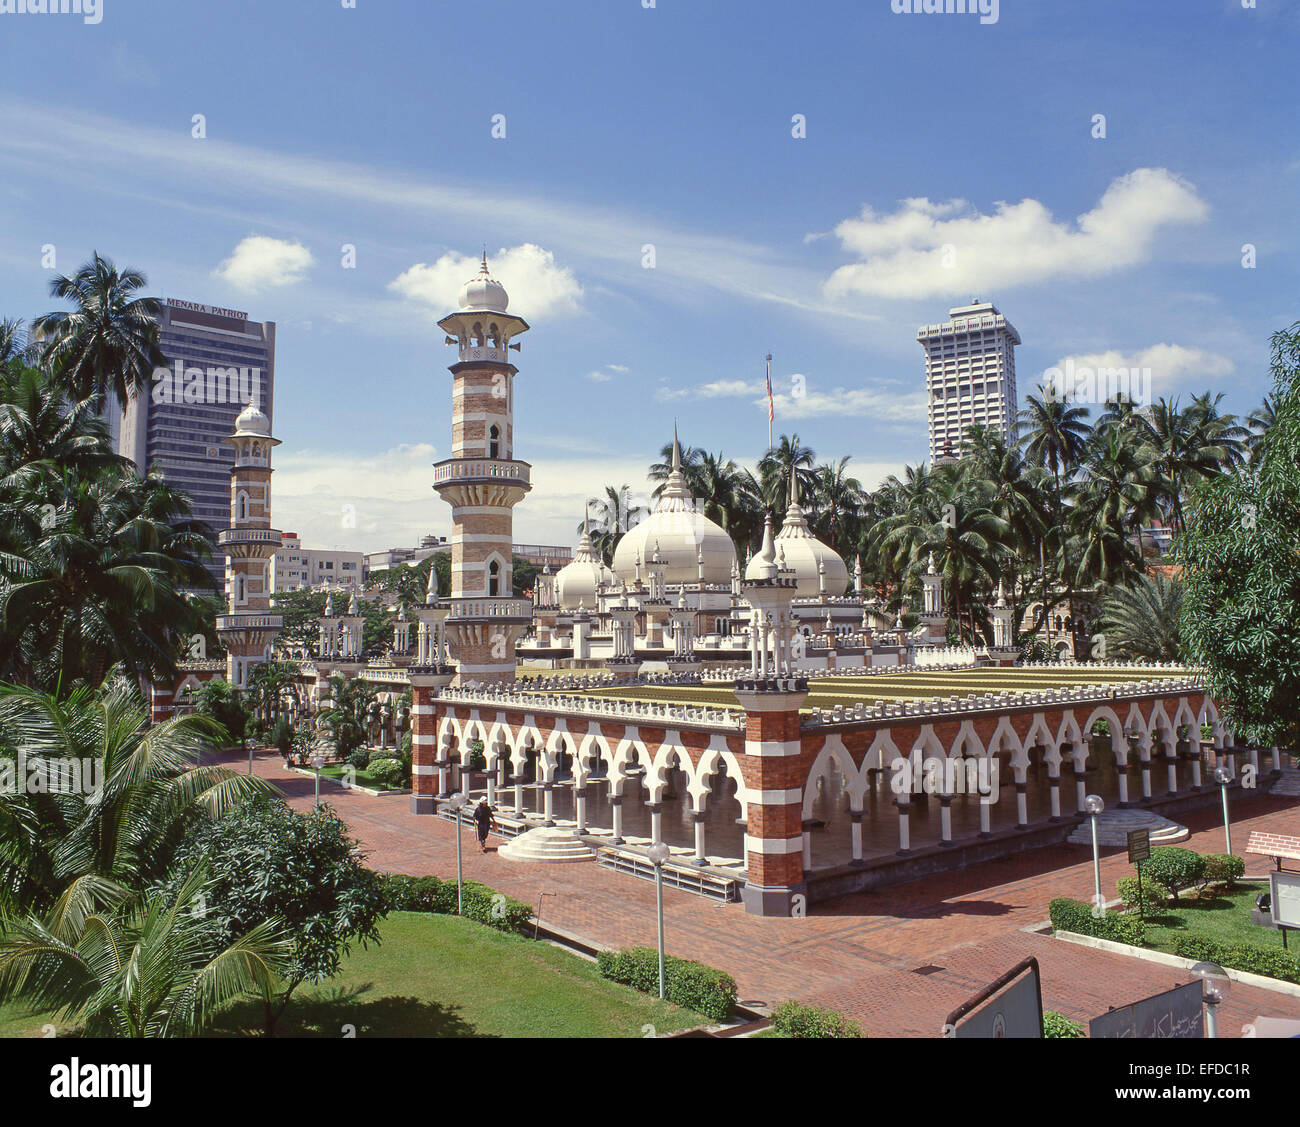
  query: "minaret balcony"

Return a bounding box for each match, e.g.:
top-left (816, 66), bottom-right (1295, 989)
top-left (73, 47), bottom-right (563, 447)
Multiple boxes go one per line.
top-left (433, 458), bottom-right (530, 489)
top-left (448, 597), bottom-right (533, 623)
top-left (216, 612), bottom-right (283, 632)
top-left (218, 528), bottom-right (283, 549)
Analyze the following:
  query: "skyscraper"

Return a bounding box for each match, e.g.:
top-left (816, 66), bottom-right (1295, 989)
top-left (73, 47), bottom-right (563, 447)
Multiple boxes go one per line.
top-left (917, 300), bottom-right (1020, 464)
top-left (118, 298), bottom-right (275, 587)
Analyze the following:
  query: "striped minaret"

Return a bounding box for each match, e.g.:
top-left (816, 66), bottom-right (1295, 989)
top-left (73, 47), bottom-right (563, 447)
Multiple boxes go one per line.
top-left (216, 395), bottom-right (283, 688)
top-left (432, 254), bottom-right (532, 684)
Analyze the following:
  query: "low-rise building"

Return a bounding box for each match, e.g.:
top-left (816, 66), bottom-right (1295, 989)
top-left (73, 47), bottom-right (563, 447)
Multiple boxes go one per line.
top-left (271, 533), bottom-right (364, 593)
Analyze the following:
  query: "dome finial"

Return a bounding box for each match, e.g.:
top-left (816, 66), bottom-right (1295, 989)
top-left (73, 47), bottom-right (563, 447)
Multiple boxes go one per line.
top-left (671, 422), bottom-right (681, 473)
top-left (480, 247), bottom-right (489, 274)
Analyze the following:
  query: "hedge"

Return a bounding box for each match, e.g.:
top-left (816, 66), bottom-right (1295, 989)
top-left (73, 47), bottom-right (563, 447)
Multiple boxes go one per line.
top-left (380, 872), bottom-right (533, 934)
top-left (597, 946), bottom-right (737, 1022)
top-left (1170, 936), bottom-right (1300, 984)
top-left (1049, 898), bottom-right (1148, 947)
top-left (770, 1000), bottom-right (862, 1038)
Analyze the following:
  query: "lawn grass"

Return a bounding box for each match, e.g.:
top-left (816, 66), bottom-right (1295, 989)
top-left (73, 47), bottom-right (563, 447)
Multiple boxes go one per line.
top-left (0, 913), bottom-right (700, 1039)
top-left (1141, 881), bottom-right (1292, 955)
top-left (205, 912), bottom-right (699, 1038)
top-left (318, 763), bottom-right (406, 791)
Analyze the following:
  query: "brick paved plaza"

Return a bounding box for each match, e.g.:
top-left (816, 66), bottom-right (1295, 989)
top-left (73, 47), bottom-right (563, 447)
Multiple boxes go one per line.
top-left (233, 748), bottom-right (1300, 1037)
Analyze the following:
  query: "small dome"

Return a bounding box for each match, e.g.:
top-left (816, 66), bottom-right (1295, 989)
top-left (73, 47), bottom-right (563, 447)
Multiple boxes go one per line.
top-left (556, 518), bottom-right (614, 611)
top-left (233, 400), bottom-right (271, 438)
top-left (774, 474), bottom-right (848, 598)
top-left (458, 253), bottom-right (509, 313)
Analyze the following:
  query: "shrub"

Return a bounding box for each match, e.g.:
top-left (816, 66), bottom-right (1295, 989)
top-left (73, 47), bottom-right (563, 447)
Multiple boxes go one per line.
top-left (771, 1000), bottom-right (861, 1038)
top-left (1143, 847), bottom-right (1206, 900)
top-left (1043, 1010), bottom-right (1085, 1039)
top-left (1117, 874), bottom-right (1169, 913)
top-left (1171, 936), bottom-right (1222, 962)
top-left (1171, 936), bottom-right (1300, 984)
top-left (597, 946), bottom-right (738, 1022)
top-left (348, 747), bottom-right (372, 770)
top-left (366, 757), bottom-right (404, 786)
top-left (270, 716), bottom-right (295, 755)
top-left (1048, 898), bottom-right (1147, 947)
top-left (1201, 853), bottom-right (1245, 892)
top-left (378, 872), bottom-right (532, 934)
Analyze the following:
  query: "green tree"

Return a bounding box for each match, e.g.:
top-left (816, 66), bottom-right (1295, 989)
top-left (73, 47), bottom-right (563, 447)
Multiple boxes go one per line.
top-left (1175, 321), bottom-right (1300, 747)
top-left (0, 869), bottom-right (292, 1038)
top-left (155, 797), bottom-right (386, 1035)
top-left (1094, 574), bottom-right (1182, 662)
top-left (0, 680), bottom-right (278, 918)
top-left (32, 252), bottom-right (167, 407)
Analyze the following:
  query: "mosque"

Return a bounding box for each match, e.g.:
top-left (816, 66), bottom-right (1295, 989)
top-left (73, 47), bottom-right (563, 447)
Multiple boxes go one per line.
top-left (154, 256), bottom-right (1259, 917)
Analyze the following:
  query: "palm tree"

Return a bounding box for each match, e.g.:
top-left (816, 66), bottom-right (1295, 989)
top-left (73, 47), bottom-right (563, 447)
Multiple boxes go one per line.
top-left (758, 433), bottom-right (816, 518)
top-left (1070, 427), bottom-right (1157, 588)
top-left (1018, 389), bottom-right (1092, 642)
top-left (0, 870), bottom-right (291, 1037)
top-left (1094, 574), bottom-right (1182, 662)
top-left (0, 680), bottom-right (280, 919)
top-left (584, 484), bottom-right (646, 565)
top-left (0, 465), bottom-right (215, 690)
top-left (0, 319), bottom-right (36, 370)
top-left (808, 457), bottom-right (865, 553)
top-left (1246, 395), bottom-right (1278, 464)
top-left (32, 252), bottom-right (166, 406)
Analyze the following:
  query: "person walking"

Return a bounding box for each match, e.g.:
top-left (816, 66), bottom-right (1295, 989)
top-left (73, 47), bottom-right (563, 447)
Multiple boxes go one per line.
top-left (472, 796), bottom-right (497, 853)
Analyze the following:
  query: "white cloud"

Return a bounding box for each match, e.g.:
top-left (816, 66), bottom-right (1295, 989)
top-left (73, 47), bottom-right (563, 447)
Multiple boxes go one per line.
top-left (1037, 343), bottom-right (1235, 401)
top-left (214, 236), bottom-right (314, 292)
top-left (586, 370), bottom-right (613, 382)
top-left (388, 243), bottom-right (583, 320)
top-left (656, 376), bottom-right (925, 422)
top-left (824, 168), bottom-right (1209, 301)
top-left (273, 442), bottom-right (661, 553)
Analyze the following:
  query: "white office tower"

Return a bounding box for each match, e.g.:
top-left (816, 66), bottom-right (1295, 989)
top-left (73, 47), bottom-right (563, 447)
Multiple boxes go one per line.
top-left (918, 300), bottom-right (1021, 464)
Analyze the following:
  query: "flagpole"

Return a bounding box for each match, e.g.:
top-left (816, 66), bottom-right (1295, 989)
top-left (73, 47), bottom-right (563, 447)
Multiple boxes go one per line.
top-left (765, 352), bottom-right (773, 453)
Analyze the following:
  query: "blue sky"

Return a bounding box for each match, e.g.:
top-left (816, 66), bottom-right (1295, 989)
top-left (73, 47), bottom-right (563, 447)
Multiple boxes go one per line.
top-left (1, 0), bottom-right (1297, 552)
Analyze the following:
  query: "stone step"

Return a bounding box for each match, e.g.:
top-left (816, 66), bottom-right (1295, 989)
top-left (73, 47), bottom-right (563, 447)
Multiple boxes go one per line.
top-left (498, 826), bottom-right (597, 864)
top-left (1271, 769), bottom-right (1300, 797)
top-left (1067, 807), bottom-right (1189, 848)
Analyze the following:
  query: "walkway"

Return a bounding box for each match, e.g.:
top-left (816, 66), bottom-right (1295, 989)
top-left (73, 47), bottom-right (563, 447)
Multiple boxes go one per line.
top-left (231, 749), bottom-right (1300, 1037)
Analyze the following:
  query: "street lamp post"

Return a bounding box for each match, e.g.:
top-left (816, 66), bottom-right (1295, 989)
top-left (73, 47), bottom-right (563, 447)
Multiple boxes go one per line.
top-left (647, 841), bottom-right (671, 1000)
top-left (1213, 766), bottom-right (1233, 855)
top-left (248, 738), bottom-right (254, 776)
top-left (1085, 794), bottom-right (1105, 916)
top-left (1190, 961), bottom-right (1231, 1039)
top-left (310, 751), bottom-right (326, 810)
top-left (448, 792), bottom-right (467, 915)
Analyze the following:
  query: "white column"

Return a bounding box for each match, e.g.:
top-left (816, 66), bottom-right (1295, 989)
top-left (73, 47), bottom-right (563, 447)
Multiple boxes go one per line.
top-left (610, 792), bottom-right (625, 844)
top-left (574, 779), bottom-right (587, 834)
top-left (693, 811), bottom-right (707, 864)
top-left (849, 807), bottom-right (864, 862)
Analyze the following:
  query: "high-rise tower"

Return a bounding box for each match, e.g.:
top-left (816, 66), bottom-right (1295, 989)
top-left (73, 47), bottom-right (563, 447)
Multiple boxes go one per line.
top-left (215, 396), bottom-right (283, 688)
top-left (432, 255), bottom-right (532, 683)
top-left (917, 300), bottom-right (1020, 464)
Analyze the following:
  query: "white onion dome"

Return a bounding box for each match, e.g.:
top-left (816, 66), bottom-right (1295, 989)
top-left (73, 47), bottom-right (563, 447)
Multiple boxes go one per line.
top-left (347, 591), bottom-right (360, 616)
top-left (233, 400), bottom-right (271, 437)
top-left (612, 429), bottom-right (737, 586)
top-left (774, 473), bottom-right (848, 598)
top-left (556, 517), bottom-right (614, 611)
top-left (458, 253), bottom-right (509, 313)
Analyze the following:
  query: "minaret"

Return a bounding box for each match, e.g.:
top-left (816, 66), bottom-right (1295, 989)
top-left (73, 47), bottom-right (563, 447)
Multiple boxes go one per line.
top-left (216, 394), bottom-right (283, 689)
top-left (431, 254), bottom-right (532, 684)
